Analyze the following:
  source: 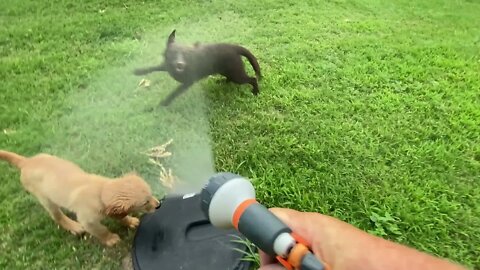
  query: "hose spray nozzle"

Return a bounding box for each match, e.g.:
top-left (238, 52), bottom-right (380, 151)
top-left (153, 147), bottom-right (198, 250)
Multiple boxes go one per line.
top-left (200, 172), bottom-right (329, 270)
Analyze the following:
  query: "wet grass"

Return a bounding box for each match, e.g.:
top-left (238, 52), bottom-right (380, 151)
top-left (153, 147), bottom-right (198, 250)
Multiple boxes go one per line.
top-left (1, 0), bottom-right (479, 269)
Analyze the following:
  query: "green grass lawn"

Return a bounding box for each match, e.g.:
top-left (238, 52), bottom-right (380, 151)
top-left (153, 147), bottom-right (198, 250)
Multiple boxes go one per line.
top-left (1, 0), bottom-right (479, 269)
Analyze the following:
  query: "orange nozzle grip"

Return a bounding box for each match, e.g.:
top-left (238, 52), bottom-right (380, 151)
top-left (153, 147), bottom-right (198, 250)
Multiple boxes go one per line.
top-left (288, 233), bottom-right (332, 270)
top-left (276, 255), bottom-right (293, 270)
top-left (287, 243), bottom-right (310, 269)
top-left (232, 199), bottom-right (257, 229)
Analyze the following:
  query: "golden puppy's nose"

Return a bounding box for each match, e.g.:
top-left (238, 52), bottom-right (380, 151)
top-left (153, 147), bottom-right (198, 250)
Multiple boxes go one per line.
top-left (154, 198), bottom-right (161, 209)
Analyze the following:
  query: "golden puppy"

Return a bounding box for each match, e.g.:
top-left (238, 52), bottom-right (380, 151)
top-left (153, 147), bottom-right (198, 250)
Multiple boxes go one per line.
top-left (0, 150), bottom-right (160, 247)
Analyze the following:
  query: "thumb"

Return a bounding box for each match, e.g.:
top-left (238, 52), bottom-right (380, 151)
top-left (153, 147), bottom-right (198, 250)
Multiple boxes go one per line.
top-left (258, 264), bottom-right (286, 270)
top-left (259, 208), bottom-right (333, 270)
top-left (268, 207), bottom-right (318, 240)
top-left (266, 208), bottom-right (331, 265)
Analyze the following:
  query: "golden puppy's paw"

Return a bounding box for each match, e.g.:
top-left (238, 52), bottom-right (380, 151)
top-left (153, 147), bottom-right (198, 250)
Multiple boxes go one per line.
top-left (68, 222), bottom-right (85, 236)
top-left (127, 217), bottom-right (140, 229)
top-left (103, 233), bottom-right (121, 247)
top-left (59, 219), bottom-right (85, 236)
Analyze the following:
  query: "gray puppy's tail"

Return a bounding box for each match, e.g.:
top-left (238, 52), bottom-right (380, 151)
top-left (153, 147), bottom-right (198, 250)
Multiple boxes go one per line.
top-left (236, 46), bottom-right (262, 80)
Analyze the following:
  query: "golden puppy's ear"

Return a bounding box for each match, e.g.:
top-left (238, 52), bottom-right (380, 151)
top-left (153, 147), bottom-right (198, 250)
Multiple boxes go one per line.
top-left (101, 182), bottom-right (134, 218)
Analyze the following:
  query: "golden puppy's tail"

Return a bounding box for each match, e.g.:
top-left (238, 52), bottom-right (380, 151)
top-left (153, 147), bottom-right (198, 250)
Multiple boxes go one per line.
top-left (0, 150), bottom-right (26, 168)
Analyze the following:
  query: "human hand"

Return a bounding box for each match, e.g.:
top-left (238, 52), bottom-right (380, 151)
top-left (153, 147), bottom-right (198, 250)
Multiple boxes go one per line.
top-left (258, 208), bottom-right (466, 270)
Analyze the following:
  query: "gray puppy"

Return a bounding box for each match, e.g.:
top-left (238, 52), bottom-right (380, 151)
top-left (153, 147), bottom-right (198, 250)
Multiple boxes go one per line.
top-left (134, 30), bottom-right (261, 106)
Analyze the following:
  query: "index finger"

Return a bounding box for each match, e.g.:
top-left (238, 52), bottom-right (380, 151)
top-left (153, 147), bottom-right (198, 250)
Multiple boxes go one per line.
top-left (259, 249), bottom-right (277, 266)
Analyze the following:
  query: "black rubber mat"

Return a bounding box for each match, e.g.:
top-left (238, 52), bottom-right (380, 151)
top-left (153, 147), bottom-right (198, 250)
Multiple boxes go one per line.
top-left (132, 193), bottom-right (251, 270)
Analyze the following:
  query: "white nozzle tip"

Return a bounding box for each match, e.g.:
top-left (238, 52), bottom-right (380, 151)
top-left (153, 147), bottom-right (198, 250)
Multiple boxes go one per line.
top-left (208, 177), bottom-right (255, 228)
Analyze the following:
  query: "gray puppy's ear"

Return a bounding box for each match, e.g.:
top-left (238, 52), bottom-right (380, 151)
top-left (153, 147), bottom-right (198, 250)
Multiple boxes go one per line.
top-left (167, 29), bottom-right (176, 46)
